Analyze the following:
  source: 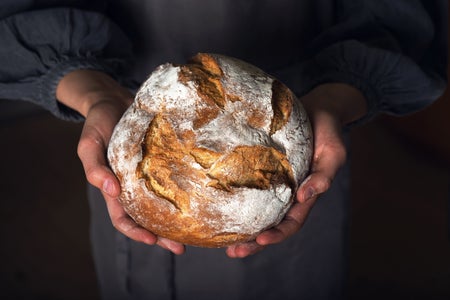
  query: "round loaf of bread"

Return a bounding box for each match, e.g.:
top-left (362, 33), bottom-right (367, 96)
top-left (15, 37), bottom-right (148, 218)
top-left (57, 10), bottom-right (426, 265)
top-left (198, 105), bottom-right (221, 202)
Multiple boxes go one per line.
top-left (107, 53), bottom-right (313, 247)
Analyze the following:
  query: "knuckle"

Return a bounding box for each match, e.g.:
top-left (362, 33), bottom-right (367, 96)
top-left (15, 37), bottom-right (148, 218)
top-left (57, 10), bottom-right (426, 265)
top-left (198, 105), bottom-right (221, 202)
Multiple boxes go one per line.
top-left (320, 176), bottom-right (332, 192)
top-left (112, 219), bottom-right (127, 233)
top-left (77, 135), bottom-right (102, 158)
top-left (311, 176), bottom-right (332, 196)
top-left (114, 217), bottom-right (134, 235)
top-left (111, 221), bottom-right (121, 231)
top-left (84, 166), bottom-right (100, 186)
top-left (331, 143), bottom-right (347, 164)
top-left (337, 146), bottom-right (347, 165)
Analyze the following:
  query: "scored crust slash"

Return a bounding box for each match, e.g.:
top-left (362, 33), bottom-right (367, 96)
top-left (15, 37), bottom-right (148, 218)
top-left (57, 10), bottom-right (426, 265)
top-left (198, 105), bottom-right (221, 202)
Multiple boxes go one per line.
top-left (107, 53), bottom-right (313, 247)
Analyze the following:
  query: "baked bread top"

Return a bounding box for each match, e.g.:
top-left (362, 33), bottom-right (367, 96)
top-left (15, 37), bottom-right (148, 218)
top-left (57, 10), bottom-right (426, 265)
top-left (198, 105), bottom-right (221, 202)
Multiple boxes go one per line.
top-left (107, 53), bottom-right (312, 247)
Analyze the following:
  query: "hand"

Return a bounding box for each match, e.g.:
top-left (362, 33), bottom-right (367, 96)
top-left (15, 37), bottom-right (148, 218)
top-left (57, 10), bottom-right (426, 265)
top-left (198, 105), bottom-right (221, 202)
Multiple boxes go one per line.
top-left (56, 70), bottom-right (185, 255)
top-left (226, 83), bottom-right (367, 258)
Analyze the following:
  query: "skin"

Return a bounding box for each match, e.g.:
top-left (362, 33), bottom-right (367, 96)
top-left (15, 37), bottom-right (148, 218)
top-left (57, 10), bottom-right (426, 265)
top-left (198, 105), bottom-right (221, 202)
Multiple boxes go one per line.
top-left (227, 82), bottom-right (367, 257)
top-left (56, 69), bottom-right (367, 258)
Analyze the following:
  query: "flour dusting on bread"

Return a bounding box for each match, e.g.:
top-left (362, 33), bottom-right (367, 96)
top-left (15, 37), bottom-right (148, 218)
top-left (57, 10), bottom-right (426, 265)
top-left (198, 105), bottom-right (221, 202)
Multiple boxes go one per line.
top-left (108, 53), bottom-right (312, 247)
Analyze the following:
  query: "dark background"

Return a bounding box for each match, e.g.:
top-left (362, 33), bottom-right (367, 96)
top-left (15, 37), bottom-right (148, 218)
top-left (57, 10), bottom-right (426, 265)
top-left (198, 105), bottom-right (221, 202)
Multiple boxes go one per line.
top-left (1, 14), bottom-right (450, 300)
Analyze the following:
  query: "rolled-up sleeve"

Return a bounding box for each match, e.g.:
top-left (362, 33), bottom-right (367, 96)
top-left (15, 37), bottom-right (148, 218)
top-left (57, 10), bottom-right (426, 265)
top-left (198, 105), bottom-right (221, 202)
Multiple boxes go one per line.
top-left (0, 8), bottom-right (133, 121)
top-left (277, 0), bottom-right (447, 125)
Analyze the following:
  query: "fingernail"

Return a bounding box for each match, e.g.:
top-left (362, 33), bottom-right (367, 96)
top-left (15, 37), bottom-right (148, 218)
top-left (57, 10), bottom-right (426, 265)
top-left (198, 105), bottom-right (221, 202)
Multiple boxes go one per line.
top-left (303, 186), bottom-right (315, 202)
top-left (103, 179), bottom-right (115, 196)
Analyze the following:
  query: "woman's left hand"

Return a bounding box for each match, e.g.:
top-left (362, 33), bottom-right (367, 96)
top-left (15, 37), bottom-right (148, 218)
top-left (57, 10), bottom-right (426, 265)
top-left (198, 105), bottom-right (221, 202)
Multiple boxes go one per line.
top-left (226, 83), bottom-right (367, 258)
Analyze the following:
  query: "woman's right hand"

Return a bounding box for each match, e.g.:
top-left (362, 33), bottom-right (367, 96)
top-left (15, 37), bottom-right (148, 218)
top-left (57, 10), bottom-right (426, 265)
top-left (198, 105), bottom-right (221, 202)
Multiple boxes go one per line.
top-left (56, 69), bottom-right (186, 255)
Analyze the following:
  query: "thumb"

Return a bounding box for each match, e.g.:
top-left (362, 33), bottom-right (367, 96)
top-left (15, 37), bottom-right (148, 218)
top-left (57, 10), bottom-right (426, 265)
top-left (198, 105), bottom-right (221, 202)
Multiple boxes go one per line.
top-left (297, 111), bottom-right (347, 203)
top-left (77, 103), bottom-right (122, 198)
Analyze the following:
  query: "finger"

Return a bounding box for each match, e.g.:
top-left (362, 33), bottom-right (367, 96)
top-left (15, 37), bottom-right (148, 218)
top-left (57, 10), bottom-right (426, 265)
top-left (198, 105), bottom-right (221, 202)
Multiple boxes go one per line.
top-left (77, 99), bottom-right (129, 190)
top-left (297, 118), bottom-right (347, 203)
top-left (77, 122), bottom-right (121, 198)
top-left (157, 237), bottom-right (186, 255)
top-left (311, 139), bottom-right (347, 177)
top-left (255, 199), bottom-right (316, 246)
top-left (102, 191), bottom-right (158, 245)
top-left (297, 146), bottom-right (345, 204)
top-left (226, 241), bottom-right (266, 258)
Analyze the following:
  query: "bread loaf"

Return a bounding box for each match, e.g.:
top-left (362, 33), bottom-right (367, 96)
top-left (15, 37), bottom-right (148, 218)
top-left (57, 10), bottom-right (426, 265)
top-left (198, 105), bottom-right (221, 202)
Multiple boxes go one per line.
top-left (107, 53), bottom-right (312, 247)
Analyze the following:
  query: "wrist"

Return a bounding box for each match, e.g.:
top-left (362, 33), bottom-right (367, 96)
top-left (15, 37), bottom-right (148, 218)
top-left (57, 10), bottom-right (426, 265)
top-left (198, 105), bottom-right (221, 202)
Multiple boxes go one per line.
top-left (56, 69), bottom-right (133, 118)
top-left (301, 83), bottom-right (367, 126)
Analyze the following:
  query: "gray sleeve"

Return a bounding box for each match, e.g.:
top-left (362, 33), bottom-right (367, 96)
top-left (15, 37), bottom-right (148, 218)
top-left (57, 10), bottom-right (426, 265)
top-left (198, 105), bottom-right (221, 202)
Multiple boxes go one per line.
top-left (0, 7), bottom-right (133, 121)
top-left (277, 0), bottom-right (447, 125)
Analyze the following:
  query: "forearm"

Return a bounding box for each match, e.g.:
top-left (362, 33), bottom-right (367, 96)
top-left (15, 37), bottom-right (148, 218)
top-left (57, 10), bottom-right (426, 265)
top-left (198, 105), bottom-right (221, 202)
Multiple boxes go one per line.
top-left (301, 83), bottom-right (367, 126)
top-left (56, 69), bottom-right (134, 118)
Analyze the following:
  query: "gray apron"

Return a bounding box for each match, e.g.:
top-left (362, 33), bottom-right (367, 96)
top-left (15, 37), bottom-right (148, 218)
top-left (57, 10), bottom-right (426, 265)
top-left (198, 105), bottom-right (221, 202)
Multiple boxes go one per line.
top-left (88, 155), bottom-right (350, 300)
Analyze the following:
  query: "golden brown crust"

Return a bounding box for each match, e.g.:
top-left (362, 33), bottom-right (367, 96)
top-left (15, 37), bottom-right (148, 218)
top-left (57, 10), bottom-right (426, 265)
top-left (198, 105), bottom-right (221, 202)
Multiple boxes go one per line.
top-left (136, 113), bottom-right (197, 211)
top-left (179, 54), bottom-right (226, 129)
top-left (206, 145), bottom-right (295, 191)
top-left (189, 53), bottom-right (224, 77)
top-left (270, 80), bottom-right (294, 134)
top-left (108, 53), bottom-right (313, 248)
